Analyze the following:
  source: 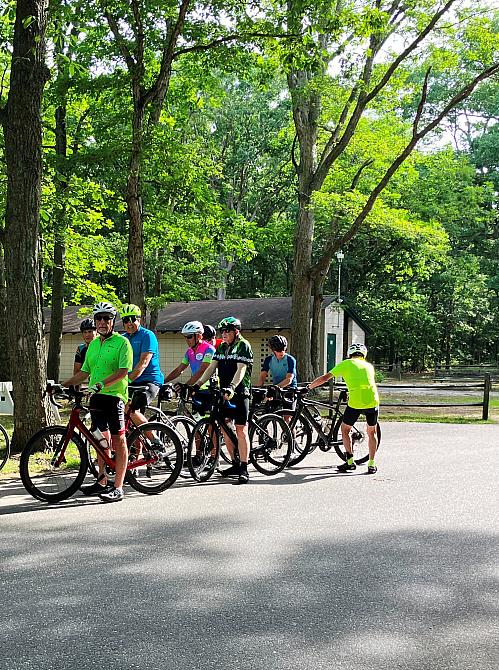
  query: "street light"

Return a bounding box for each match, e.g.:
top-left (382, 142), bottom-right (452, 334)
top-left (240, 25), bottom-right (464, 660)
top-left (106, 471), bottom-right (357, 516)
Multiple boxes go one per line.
top-left (336, 250), bottom-right (345, 303)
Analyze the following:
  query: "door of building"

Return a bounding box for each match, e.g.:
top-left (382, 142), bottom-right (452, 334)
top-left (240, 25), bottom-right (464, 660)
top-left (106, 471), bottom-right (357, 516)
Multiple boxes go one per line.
top-left (327, 333), bottom-right (336, 371)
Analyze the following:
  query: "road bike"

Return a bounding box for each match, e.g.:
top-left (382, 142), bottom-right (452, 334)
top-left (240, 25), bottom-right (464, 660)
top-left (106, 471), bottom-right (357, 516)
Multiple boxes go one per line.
top-left (0, 421), bottom-right (10, 471)
top-left (20, 385), bottom-right (183, 503)
top-left (186, 387), bottom-right (293, 482)
top-left (269, 386), bottom-right (381, 467)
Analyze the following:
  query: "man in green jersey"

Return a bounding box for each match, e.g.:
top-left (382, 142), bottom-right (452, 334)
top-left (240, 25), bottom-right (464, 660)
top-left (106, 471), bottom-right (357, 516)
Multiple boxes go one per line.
top-left (195, 316), bottom-right (253, 484)
top-left (307, 342), bottom-right (379, 474)
top-left (63, 301), bottom-right (133, 502)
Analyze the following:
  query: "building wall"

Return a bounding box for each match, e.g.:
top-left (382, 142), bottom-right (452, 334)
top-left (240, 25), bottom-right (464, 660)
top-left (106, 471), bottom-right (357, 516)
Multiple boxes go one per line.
top-left (349, 319), bottom-right (366, 347)
top-left (321, 304), bottom-right (344, 371)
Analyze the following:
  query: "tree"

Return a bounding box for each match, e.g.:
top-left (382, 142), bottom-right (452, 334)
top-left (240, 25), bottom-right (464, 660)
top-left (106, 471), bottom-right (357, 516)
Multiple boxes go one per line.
top-left (0, 0), bottom-right (54, 449)
top-left (273, 0), bottom-right (499, 379)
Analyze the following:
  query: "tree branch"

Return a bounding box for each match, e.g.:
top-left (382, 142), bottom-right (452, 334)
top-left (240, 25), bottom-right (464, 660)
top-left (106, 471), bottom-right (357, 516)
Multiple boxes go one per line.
top-left (173, 31), bottom-right (300, 57)
top-left (102, 4), bottom-right (137, 73)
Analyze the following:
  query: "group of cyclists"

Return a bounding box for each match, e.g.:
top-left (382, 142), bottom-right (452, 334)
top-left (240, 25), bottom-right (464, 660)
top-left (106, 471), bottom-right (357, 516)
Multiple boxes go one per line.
top-left (61, 300), bottom-right (380, 503)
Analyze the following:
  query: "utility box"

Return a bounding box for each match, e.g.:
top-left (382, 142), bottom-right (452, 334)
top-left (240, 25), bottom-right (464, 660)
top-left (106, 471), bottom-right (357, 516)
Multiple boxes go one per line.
top-left (0, 382), bottom-right (14, 415)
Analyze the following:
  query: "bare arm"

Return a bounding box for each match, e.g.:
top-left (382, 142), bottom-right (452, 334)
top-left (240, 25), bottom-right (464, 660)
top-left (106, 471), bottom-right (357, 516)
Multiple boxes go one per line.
top-left (276, 372), bottom-right (294, 388)
top-left (187, 361), bottom-right (211, 385)
top-left (164, 362), bottom-right (188, 383)
top-left (258, 370), bottom-right (268, 386)
top-left (129, 351), bottom-right (153, 382)
top-left (308, 372), bottom-right (333, 390)
top-left (196, 360), bottom-right (218, 387)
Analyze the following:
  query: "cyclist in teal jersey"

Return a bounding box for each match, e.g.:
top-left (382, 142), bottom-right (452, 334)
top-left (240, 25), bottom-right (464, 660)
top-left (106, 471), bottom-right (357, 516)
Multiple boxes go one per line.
top-left (307, 342), bottom-right (379, 474)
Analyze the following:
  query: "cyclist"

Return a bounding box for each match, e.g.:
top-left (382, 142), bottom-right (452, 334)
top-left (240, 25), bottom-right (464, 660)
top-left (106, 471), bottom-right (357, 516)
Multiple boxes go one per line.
top-left (164, 321), bottom-right (216, 388)
top-left (121, 303), bottom-right (164, 427)
top-left (307, 342), bottom-right (379, 474)
top-left (73, 318), bottom-right (97, 375)
top-left (259, 335), bottom-right (297, 390)
top-left (62, 301), bottom-right (133, 502)
top-left (195, 316), bottom-right (253, 484)
top-left (202, 324), bottom-right (218, 348)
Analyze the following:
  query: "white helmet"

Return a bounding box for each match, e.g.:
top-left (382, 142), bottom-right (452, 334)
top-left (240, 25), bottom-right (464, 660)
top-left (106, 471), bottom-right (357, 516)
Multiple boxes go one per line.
top-left (92, 301), bottom-right (117, 318)
top-left (347, 342), bottom-right (367, 357)
top-left (181, 320), bottom-right (203, 335)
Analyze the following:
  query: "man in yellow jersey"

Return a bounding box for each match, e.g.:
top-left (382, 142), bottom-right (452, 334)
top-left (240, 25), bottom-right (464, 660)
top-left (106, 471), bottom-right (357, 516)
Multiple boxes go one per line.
top-left (307, 342), bottom-right (379, 474)
top-left (63, 301), bottom-right (133, 502)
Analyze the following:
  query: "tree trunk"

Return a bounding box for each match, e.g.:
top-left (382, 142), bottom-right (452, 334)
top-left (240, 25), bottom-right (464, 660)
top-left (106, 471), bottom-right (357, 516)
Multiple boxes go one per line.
top-left (1, 0), bottom-right (54, 451)
top-left (47, 104), bottom-right (68, 382)
top-left (0, 246), bottom-right (11, 380)
top-left (310, 279), bottom-right (325, 377)
top-left (127, 103), bottom-right (146, 315)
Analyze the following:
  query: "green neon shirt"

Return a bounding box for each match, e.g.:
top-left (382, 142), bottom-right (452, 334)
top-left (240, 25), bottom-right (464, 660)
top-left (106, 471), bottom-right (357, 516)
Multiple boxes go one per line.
top-left (81, 333), bottom-right (133, 403)
top-left (329, 357), bottom-right (379, 409)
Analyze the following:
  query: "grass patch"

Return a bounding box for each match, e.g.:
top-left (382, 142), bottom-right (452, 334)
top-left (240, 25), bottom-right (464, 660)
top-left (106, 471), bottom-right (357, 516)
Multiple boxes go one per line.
top-left (380, 414), bottom-right (494, 424)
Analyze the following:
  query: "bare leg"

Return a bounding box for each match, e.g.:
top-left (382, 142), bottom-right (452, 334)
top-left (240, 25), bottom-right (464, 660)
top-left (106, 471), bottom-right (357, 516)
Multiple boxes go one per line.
top-left (111, 433), bottom-right (128, 489)
top-left (235, 424), bottom-right (250, 463)
top-left (367, 424), bottom-right (378, 460)
top-left (341, 422), bottom-right (353, 456)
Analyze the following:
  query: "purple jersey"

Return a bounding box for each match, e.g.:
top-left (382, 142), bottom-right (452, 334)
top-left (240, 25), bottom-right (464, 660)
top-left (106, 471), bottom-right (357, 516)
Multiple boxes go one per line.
top-left (182, 340), bottom-right (215, 375)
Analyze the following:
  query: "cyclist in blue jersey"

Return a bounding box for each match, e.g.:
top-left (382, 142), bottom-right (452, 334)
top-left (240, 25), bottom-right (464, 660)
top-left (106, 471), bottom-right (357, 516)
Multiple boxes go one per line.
top-left (121, 304), bottom-right (164, 427)
top-left (259, 335), bottom-right (297, 389)
top-left (73, 318), bottom-right (97, 375)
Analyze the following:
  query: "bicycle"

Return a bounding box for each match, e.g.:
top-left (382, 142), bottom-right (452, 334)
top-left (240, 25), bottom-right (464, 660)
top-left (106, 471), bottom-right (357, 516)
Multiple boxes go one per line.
top-left (0, 421), bottom-right (10, 471)
top-left (20, 385), bottom-right (183, 503)
top-left (270, 386), bottom-right (381, 467)
top-left (185, 387), bottom-right (293, 482)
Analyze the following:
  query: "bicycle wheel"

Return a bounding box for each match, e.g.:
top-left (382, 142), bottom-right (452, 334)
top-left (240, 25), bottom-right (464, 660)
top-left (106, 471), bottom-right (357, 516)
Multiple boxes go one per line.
top-left (0, 422), bottom-right (10, 471)
top-left (249, 413), bottom-right (292, 475)
top-left (20, 426), bottom-right (88, 502)
top-left (169, 415), bottom-right (196, 479)
top-left (126, 422), bottom-right (183, 494)
top-left (276, 410), bottom-right (312, 467)
top-left (333, 418), bottom-right (381, 464)
top-left (186, 419), bottom-right (220, 482)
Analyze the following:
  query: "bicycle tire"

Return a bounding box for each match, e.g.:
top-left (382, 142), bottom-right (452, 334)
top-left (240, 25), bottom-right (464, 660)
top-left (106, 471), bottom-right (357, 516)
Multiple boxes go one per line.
top-left (186, 418), bottom-right (220, 482)
top-left (168, 415), bottom-right (196, 479)
top-left (249, 413), bottom-right (292, 475)
top-left (20, 426), bottom-right (88, 502)
top-left (126, 422), bottom-right (183, 493)
top-left (276, 410), bottom-right (313, 467)
top-left (0, 422), bottom-right (10, 471)
top-left (332, 417), bottom-right (381, 464)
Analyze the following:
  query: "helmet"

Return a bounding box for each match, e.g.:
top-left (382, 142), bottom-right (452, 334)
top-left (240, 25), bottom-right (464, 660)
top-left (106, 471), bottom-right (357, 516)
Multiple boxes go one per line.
top-left (80, 318), bottom-right (95, 332)
top-left (121, 303), bottom-right (141, 318)
top-left (217, 316), bottom-right (241, 330)
top-left (268, 335), bottom-right (288, 352)
top-left (92, 301), bottom-right (117, 318)
top-left (181, 320), bottom-right (204, 335)
top-left (347, 342), bottom-right (367, 357)
top-left (203, 324), bottom-right (216, 340)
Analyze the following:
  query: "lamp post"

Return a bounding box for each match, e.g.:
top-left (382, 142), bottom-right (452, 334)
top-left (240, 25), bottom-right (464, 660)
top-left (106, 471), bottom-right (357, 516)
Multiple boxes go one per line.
top-left (336, 250), bottom-right (345, 303)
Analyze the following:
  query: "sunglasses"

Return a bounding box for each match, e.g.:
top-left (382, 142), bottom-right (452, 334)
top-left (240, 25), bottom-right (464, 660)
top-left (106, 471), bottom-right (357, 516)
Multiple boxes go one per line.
top-left (184, 334), bottom-right (195, 340)
top-left (220, 327), bottom-right (234, 334)
top-left (123, 316), bottom-right (138, 325)
top-left (95, 314), bottom-right (113, 322)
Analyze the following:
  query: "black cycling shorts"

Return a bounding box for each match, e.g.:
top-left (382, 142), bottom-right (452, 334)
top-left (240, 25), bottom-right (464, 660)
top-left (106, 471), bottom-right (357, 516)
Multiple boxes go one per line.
top-left (221, 395), bottom-right (250, 426)
top-left (89, 394), bottom-right (126, 435)
top-left (342, 405), bottom-right (379, 427)
top-left (129, 382), bottom-right (160, 413)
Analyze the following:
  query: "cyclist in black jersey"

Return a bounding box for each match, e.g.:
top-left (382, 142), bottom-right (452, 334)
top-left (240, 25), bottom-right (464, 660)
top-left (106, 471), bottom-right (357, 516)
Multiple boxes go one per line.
top-left (73, 318), bottom-right (97, 375)
top-left (195, 316), bottom-right (253, 484)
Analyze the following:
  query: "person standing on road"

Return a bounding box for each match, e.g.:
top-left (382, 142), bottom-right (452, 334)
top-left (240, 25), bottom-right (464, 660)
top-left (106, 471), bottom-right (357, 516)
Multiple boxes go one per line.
top-left (307, 342), bottom-right (380, 474)
top-left (63, 301), bottom-right (133, 502)
top-left (195, 316), bottom-right (253, 484)
top-left (121, 303), bottom-right (164, 427)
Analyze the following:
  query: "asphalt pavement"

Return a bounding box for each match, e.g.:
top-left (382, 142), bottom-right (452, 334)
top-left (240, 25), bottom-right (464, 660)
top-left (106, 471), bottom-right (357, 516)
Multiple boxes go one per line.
top-left (1, 422), bottom-right (498, 670)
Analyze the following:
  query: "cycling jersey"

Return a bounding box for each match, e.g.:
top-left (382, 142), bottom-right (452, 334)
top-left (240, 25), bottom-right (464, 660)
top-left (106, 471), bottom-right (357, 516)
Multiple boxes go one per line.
top-left (262, 353), bottom-right (297, 387)
top-left (214, 335), bottom-right (253, 396)
top-left (123, 326), bottom-right (164, 385)
top-left (74, 343), bottom-right (88, 365)
top-left (182, 340), bottom-right (215, 375)
top-left (81, 333), bottom-right (133, 403)
top-left (329, 357), bottom-right (379, 409)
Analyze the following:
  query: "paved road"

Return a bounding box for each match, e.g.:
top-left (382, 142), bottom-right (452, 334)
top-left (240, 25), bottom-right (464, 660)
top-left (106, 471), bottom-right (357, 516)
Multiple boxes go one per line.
top-left (1, 423), bottom-right (498, 670)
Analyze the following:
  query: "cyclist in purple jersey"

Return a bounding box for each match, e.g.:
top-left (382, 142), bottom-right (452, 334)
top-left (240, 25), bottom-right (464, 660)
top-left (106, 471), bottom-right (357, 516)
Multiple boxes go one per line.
top-left (164, 321), bottom-right (215, 387)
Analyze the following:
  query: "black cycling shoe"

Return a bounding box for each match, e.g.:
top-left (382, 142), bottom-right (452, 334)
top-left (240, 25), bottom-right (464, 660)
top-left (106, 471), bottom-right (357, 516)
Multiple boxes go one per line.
top-left (336, 461), bottom-right (356, 472)
top-left (367, 465), bottom-right (377, 474)
top-left (219, 463), bottom-right (240, 478)
top-left (80, 482), bottom-right (113, 496)
top-left (236, 470), bottom-right (249, 484)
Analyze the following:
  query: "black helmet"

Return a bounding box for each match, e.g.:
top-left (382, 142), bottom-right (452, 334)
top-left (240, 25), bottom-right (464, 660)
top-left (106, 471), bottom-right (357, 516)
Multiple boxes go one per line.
top-left (203, 324), bottom-right (216, 340)
top-left (268, 335), bottom-right (288, 352)
top-left (80, 318), bottom-right (96, 332)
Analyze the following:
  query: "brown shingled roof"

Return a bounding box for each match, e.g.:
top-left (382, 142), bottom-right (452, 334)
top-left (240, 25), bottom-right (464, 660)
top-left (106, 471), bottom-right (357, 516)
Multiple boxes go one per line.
top-left (43, 296), bottom-right (370, 335)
